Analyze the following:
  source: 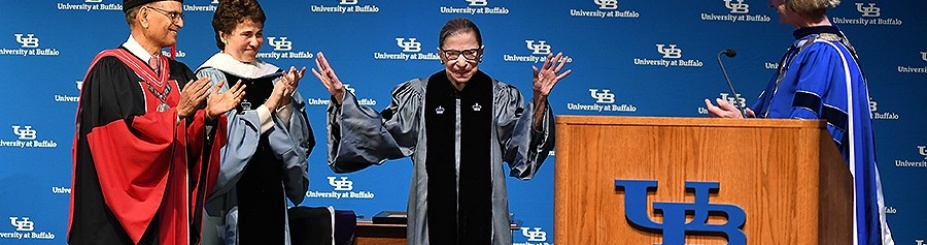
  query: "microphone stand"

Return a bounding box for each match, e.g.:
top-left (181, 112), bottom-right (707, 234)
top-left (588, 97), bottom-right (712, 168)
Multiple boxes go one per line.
top-left (717, 50), bottom-right (746, 118)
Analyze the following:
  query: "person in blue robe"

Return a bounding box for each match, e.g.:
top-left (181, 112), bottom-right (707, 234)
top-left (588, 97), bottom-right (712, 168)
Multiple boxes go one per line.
top-left (706, 1), bottom-right (893, 244)
top-left (194, 0), bottom-right (314, 244)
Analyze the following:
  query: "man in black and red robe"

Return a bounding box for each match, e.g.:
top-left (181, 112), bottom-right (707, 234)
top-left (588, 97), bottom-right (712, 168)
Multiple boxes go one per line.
top-left (68, 0), bottom-right (244, 244)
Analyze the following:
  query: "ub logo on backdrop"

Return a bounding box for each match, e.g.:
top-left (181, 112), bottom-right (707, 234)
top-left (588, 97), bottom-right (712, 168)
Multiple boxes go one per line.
top-left (569, 0), bottom-right (640, 18)
top-left (525, 40), bottom-right (551, 55)
top-left (1, 33), bottom-right (59, 57)
top-left (595, 0), bottom-right (618, 10)
top-left (590, 89), bottom-right (615, 104)
top-left (832, 2), bottom-right (902, 26)
top-left (328, 177), bottom-right (354, 191)
top-left (720, 93), bottom-right (746, 109)
top-left (439, 0), bottom-right (509, 15)
top-left (12, 126), bottom-right (36, 140)
top-left (9, 217), bottom-right (33, 232)
top-left (566, 88), bottom-right (637, 113)
top-left (310, 0), bottom-right (380, 13)
top-left (0, 217), bottom-right (56, 240)
top-left (656, 44), bottom-right (682, 59)
top-left (267, 37), bottom-right (293, 51)
top-left (466, 0), bottom-right (487, 7)
top-left (896, 51), bottom-right (927, 74)
top-left (701, 0), bottom-right (770, 22)
top-left (0, 125), bottom-right (58, 149)
top-left (504, 39), bottom-right (573, 64)
top-left (256, 36), bottom-right (313, 60)
top-left (306, 176), bottom-right (375, 200)
top-left (373, 37), bottom-right (439, 61)
top-left (893, 146), bottom-right (927, 169)
top-left (856, 3), bottom-right (880, 17)
top-left (54, 80), bottom-right (82, 103)
top-left (512, 227), bottom-right (551, 245)
top-left (15, 34), bottom-right (38, 48)
top-left (633, 43), bottom-right (703, 68)
top-left (723, 0), bottom-right (749, 14)
top-left (397, 38), bottom-right (422, 53)
top-left (868, 97), bottom-right (900, 120)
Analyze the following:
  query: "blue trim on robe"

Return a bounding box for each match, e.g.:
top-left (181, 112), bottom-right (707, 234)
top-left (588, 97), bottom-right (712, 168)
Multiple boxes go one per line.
top-left (750, 28), bottom-right (893, 245)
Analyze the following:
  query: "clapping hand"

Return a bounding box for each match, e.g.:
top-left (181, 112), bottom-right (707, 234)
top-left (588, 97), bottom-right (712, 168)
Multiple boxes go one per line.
top-left (205, 80), bottom-right (245, 120)
top-left (278, 66), bottom-right (307, 106)
top-left (178, 77), bottom-right (212, 118)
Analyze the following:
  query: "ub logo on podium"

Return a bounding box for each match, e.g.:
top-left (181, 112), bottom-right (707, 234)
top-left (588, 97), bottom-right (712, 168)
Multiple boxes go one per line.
top-left (520, 227), bottom-right (547, 242)
top-left (267, 37), bottom-right (292, 51)
top-left (595, 0), bottom-right (618, 10)
top-left (917, 146), bottom-right (927, 159)
top-left (614, 179), bottom-right (747, 245)
top-left (920, 51), bottom-right (926, 62)
top-left (656, 44), bottom-right (682, 59)
top-left (328, 176), bottom-right (354, 191)
top-left (9, 217), bottom-right (34, 232)
top-left (396, 38), bottom-right (421, 53)
top-left (856, 3), bottom-right (880, 18)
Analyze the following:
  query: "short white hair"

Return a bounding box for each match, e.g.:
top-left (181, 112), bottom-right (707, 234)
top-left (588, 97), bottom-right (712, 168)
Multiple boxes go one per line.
top-left (786, 0), bottom-right (839, 16)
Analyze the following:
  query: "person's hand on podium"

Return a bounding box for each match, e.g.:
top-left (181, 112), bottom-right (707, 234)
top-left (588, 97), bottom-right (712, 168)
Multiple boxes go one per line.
top-left (704, 98), bottom-right (755, 118)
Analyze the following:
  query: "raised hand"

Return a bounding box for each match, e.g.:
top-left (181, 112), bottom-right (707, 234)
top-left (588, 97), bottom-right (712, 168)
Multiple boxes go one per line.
top-left (178, 77), bottom-right (212, 118)
top-left (704, 98), bottom-right (755, 118)
top-left (205, 80), bottom-right (245, 120)
top-left (532, 52), bottom-right (572, 99)
top-left (530, 52), bottom-right (572, 129)
top-left (311, 52), bottom-right (346, 105)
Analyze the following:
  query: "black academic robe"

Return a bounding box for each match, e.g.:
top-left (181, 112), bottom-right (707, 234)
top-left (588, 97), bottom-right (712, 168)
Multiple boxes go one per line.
top-left (68, 48), bottom-right (226, 245)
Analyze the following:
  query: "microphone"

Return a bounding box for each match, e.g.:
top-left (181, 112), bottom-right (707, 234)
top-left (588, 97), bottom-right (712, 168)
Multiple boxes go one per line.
top-left (721, 49), bottom-right (736, 58)
top-left (717, 48), bottom-right (746, 117)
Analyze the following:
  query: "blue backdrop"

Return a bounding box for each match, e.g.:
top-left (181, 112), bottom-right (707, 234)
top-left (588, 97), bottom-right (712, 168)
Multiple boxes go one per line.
top-left (0, 0), bottom-right (924, 244)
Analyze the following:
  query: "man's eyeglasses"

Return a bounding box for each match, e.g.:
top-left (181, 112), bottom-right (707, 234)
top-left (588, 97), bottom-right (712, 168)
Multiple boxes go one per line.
top-left (440, 48), bottom-right (481, 61)
top-left (143, 5), bottom-right (184, 23)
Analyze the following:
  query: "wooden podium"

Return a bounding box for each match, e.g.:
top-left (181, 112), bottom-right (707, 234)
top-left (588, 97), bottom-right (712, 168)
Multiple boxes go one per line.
top-left (554, 116), bottom-right (852, 245)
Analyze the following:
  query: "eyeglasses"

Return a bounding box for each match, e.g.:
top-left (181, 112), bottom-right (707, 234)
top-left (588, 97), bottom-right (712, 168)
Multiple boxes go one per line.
top-left (440, 48), bottom-right (481, 61)
top-left (143, 5), bottom-right (184, 23)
